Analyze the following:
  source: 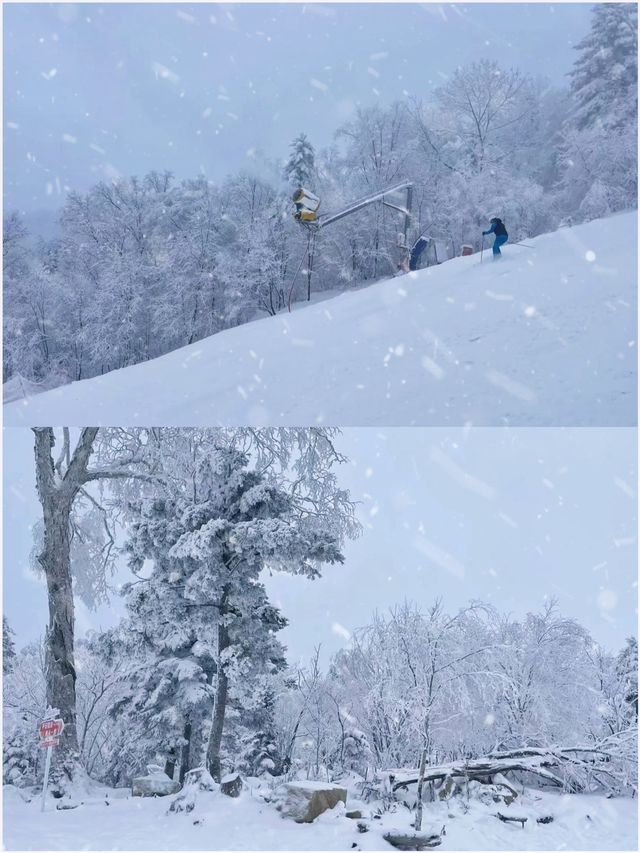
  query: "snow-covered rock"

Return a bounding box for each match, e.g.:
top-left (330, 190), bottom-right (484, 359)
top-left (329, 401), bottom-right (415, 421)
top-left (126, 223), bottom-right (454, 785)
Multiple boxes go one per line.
top-left (168, 767), bottom-right (216, 814)
top-left (383, 829), bottom-right (442, 850)
top-left (275, 780), bottom-right (347, 823)
top-left (132, 766), bottom-right (180, 798)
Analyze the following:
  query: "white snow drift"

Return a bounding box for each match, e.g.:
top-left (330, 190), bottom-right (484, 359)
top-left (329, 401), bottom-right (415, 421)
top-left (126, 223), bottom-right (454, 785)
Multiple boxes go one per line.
top-left (3, 781), bottom-right (637, 851)
top-left (4, 212), bottom-right (636, 427)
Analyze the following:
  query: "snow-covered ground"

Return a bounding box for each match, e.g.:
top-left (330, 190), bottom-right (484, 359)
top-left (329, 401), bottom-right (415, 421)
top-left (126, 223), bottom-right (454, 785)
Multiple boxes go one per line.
top-left (3, 781), bottom-right (637, 851)
top-left (4, 212), bottom-right (636, 427)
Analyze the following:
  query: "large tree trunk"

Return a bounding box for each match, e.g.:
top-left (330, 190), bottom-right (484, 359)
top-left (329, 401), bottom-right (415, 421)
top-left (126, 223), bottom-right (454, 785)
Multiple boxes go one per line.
top-left (41, 493), bottom-right (78, 755)
top-left (179, 721), bottom-right (192, 784)
top-left (206, 620), bottom-right (230, 782)
top-left (33, 428), bottom-right (99, 787)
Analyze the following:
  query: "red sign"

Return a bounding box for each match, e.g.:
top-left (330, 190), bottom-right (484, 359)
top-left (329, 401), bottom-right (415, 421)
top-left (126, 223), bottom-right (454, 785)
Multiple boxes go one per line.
top-left (39, 738), bottom-right (60, 749)
top-left (39, 719), bottom-right (64, 740)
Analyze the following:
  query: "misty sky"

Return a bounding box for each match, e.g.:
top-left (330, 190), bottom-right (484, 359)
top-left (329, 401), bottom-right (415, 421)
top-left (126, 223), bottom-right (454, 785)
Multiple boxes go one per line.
top-left (4, 2), bottom-right (594, 218)
top-left (4, 427), bottom-right (637, 664)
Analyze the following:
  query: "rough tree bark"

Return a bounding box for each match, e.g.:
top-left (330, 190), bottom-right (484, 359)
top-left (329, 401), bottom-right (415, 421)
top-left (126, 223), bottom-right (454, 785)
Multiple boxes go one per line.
top-left (205, 588), bottom-right (231, 783)
top-left (33, 427), bottom-right (152, 791)
top-left (414, 748), bottom-right (428, 831)
top-left (34, 427), bottom-right (99, 771)
top-left (179, 721), bottom-right (193, 785)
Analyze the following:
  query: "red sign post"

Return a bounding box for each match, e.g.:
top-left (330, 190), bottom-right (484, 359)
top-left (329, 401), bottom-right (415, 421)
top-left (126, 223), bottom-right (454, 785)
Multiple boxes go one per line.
top-left (39, 716), bottom-right (64, 811)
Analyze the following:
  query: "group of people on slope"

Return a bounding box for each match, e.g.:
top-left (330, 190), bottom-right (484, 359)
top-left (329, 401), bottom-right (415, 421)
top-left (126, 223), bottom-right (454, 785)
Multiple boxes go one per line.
top-left (408, 216), bottom-right (509, 271)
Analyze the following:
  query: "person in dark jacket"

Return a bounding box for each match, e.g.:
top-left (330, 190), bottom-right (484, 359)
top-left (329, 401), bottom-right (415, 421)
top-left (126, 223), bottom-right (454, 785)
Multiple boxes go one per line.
top-left (483, 217), bottom-right (508, 258)
top-left (409, 236), bottom-right (429, 271)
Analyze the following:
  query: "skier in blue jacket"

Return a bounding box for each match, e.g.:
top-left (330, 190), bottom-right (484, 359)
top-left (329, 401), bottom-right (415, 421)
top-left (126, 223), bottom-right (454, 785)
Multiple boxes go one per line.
top-left (483, 217), bottom-right (508, 258)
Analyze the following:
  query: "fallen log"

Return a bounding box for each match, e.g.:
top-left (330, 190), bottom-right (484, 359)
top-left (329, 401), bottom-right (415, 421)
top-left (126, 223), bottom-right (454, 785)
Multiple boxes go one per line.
top-left (495, 812), bottom-right (527, 828)
top-left (391, 757), bottom-right (566, 793)
top-left (387, 737), bottom-right (636, 795)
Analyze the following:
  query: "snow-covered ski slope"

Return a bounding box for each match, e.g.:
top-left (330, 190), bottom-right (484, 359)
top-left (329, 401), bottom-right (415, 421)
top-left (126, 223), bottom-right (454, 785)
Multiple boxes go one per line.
top-left (5, 212), bottom-right (636, 427)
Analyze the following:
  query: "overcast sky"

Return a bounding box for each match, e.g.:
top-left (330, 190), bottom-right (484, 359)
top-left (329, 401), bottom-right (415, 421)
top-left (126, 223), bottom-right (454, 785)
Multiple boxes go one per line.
top-left (4, 427), bottom-right (637, 664)
top-left (4, 2), bottom-right (593, 218)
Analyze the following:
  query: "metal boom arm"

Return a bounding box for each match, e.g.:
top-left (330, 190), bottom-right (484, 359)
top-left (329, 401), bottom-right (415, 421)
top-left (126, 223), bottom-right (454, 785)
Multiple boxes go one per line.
top-left (316, 181), bottom-right (413, 230)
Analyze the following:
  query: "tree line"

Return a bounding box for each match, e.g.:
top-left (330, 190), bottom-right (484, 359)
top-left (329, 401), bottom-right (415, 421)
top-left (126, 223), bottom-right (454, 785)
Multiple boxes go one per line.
top-left (2, 428), bottom-right (638, 797)
top-left (4, 593), bottom-right (637, 795)
top-left (3, 5), bottom-right (636, 392)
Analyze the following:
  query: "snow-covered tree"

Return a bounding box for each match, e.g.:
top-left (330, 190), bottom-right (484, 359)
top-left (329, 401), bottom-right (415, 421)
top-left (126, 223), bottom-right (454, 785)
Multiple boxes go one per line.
top-left (560, 4), bottom-right (637, 219)
top-left (113, 442), bottom-right (344, 782)
top-left (615, 637), bottom-right (638, 726)
top-left (435, 60), bottom-right (535, 173)
top-left (568, 4), bottom-right (637, 132)
top-left (30, 427), bottom-right (160, 792)
top-left (3, 617), bottom-right (16, 674)
top-left (284, 133), bottom-right (316, 188)
top-left (2, 640), bottom-right (46, 788)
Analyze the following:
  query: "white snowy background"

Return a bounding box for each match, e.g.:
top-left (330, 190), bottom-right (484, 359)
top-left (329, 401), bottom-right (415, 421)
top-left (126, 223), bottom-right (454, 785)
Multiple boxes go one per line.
top-left (4, 3), bottom-right (592, 223)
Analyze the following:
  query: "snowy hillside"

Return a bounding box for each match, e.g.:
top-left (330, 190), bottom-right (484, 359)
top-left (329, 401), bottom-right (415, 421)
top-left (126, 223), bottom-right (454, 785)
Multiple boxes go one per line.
top-left (3, 781), bottom-right (638, 851)
top-left (4, 212), bottom-right (636, 427)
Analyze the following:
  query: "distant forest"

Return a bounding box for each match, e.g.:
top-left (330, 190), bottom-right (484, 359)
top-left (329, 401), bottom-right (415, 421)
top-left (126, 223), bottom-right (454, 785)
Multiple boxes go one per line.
top-left (3, 4), bottom-right (636, 391)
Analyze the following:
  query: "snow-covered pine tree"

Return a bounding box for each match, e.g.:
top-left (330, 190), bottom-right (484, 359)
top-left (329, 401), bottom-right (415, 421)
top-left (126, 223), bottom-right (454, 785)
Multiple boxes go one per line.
top-left (235, 688), bottom-right (283, 777)
top-left (2, 640), bottom-right (47, 789)
top-left (284, 133), bottom-right (316, 188)
top-left (559, 4), bottom-right (637, 219)
top-left (116, 444), bottom-right (343, 783)
top-left (3, 617), bottom-right (16, 674)
top-left (568, 3), bottom-right (638, 131)
top-left (341, 727), bottom-right (373, 776)
top-left (615, 637), bottom-right (638, 726)
top-left (3, 730), bottom-right (38, 789)
top-left (105, 492), bottom-right (220, 784)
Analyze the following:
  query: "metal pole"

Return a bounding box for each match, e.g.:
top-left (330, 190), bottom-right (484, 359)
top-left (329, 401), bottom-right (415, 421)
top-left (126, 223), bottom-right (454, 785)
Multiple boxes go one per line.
top-left (41, 745), bottom-right (53, 812)
top-left (403, 185), bottom-right (413, 249)
top-left (287, 245), bottom-right (309, 313)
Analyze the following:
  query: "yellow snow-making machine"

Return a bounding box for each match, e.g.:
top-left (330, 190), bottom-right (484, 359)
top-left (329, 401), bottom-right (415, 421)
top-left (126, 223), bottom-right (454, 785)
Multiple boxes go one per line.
top-left (293, 187), bottom-right (321, 223)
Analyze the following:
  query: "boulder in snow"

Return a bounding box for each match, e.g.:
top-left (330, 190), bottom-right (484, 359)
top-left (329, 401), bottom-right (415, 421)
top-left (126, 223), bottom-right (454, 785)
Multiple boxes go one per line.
top-left (132, 766), bottom-right (180, 798)
top-left (383, 830), bottom-right (442, 850)
top-left (220, 772), bottom-right (243, 798)
top-left (276, 781), bottom-right (347, 823)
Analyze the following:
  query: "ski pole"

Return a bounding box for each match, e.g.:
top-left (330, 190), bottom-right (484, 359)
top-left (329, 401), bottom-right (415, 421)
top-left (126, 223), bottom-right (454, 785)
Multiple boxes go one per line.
top-left (514, 242), bottom-right (535, 249)
top-left (480, 235), bottom-right (484, 263)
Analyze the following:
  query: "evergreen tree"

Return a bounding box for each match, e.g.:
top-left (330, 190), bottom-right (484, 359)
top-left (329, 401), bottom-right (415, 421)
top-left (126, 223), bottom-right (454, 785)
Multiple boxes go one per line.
top-left (615, 637), bottom-right (638, 724)
top-left (284, 133), bottom-right (316, 188)
top-left (560, 5), bottom-right (637, 220)
top-left (114, 444), bottom-right (343, 782)
top-left (235, 688), bottom-right (283, 776)
top-left (3, 617), bottom-right (16, 674)
top-left (569, 4), bottom-right (637, 131)
top-left (3, 729), bottom-right (38, 788)
top-left (341, 727), bottom-right (373, 776)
